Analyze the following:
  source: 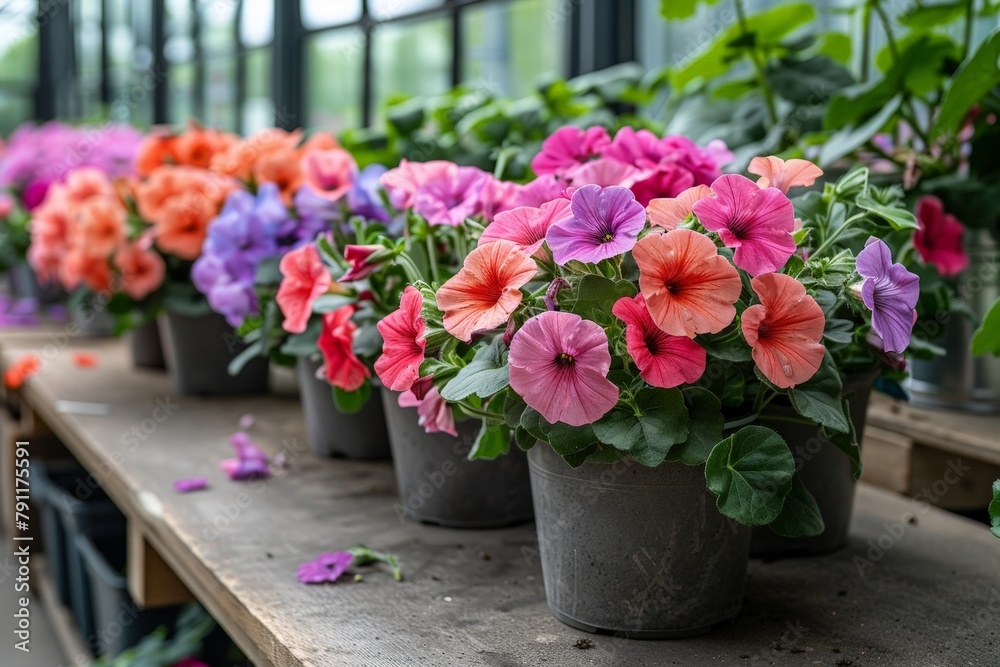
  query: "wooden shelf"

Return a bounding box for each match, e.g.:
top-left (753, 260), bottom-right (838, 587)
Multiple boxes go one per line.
top-left (1, 333), bottom-right (998, 666)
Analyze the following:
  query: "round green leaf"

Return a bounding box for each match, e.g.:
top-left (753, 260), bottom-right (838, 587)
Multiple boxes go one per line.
top-left (705, 425), bottom-right (795, 526)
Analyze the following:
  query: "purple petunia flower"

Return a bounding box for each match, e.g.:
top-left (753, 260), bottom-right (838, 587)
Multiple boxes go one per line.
top-left (297, 551), bottom-right (354, 584)
top-left (856, 237), bottom-right (919, 354)
top-left (546, 184), bottom-right (646, 265)
top-left (173, 478), bottom-right (208, 493)
top-left (220, 431), bottom-right (272, 481)
top-left (347, 164), bottom-right (390, 222)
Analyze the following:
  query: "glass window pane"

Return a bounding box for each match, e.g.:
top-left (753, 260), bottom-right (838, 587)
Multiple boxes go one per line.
top-left (306, 30), bottom-right (362, 133)
top-left (243, 47), bottom-right (272, 132)
top-left (76, 0), bottom-right (103, 82)
top-left (301, 0), bottom-right (362, 30)
top-left (170, 61), bottom-right (196, 122)
top-left (0, 6), bottom-right (38, 84)
top-left (369, 0), bottom-right (443, 21)
top-left (463, 0), bottom-right (561, 98)
top-left (204, 57), bottom-right (238, 130)
top-left (372, 17), bottom-right (451, 124)
top-left (0, 92), bottom-right (32, 135)
top-left (201, 0), bottom-right (238, 55)
top-left (240, 0), bottom-right (274, 48)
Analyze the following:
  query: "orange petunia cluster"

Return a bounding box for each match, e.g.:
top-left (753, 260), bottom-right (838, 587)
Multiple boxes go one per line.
top-left (209, 129), bottom-right (352, 205)
top-left (135, 121), bottom-right (238, 176)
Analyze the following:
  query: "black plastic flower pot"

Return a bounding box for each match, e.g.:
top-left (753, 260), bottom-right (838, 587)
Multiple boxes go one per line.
top-left (71, 302), bottom-right (115, 337)
top-left (750, 373), bottom-right (878, 557)
top-left (382, 394), bottom-right (533, 529)
top-left (528, 443), bottom-right (750, 638)
top-left (74, 533), bottom-right (180, 658)
top-left (158, 311), bottom-right (269, 395)
top-left (296, 357), bottom-right (391, 460)
top-left (128, 320), bottom-right (166, 370)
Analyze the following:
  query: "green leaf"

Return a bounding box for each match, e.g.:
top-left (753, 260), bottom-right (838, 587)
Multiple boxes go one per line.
top-left (227, 339), bottom-right (265, 376)
top-left (280, 320), bottom-right (322, 356)
top-left (520, 406), bottom-right (549, 442)
top-left (856, 194), bottom-right (919, 230)
top-left (313, 294), bottom-right (358, 313)
top-left (592, 388), bottom-right (688, 467)
top-left (823, 318), bottom-right (855, 345)
top-left (547, 422), bottom-right (600, 457)
top-left (899, 1), bottom-right (967, 28)
top-left (705, 425), bottom-right (795, 526)
top-left (933, 29), bottom-right (1000, 139)
top-left (668, 387), bottom-right (725, 465)
top-left (660, 0), bottom-right (719, 20)
top-left (470, 420), bottom-right (511, 460)
top-left (333, 382), bottom-right (372, 414)
top-left (514, 425), bottom-right (535, 452)
top-left (503, 393), bottom-right (526, 429)
top-left (765, 56), bottom-right (853, 105)
top-left (820, 96), bottom-right (902, 166)
top-left (563, 275), bottom-right (636, 323)
top-left (698, 328), bottom-right (753, 362)
top-left (990, 480), bottom-right (1000, 539)
top-left (254, 256), bottom-right (283, 286)
top-left (440, 337), bottom-right (510, 401)
top-left (826, 397), bottom-right (862, 479)
top-left (788, 352), bottom-right (850, 434)
top-left (973, 299), bottom-right (1000, 357)
top-left (767, 475), bottom-right (825, 537)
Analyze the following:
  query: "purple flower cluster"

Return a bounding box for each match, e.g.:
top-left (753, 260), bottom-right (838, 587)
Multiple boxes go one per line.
top-left (193, 183), bottom-right (335, 326)
top-left (0, 122), bottom-right (142, 210)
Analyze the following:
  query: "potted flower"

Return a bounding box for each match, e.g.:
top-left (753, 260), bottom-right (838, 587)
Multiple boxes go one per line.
top-left (395, 138), bottom-right (918, 634)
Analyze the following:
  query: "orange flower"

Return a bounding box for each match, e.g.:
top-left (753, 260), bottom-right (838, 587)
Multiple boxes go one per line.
top-left (633, 229), bottom-right (742, 338)
top-left (4, 355), bottom-right (41, 389)
top-left (135, 134), bottom-right (174, 176)
top-left (153, 192), bottom-right (216, 260)
top-left (74, 197), bottom-right (127, 258)
top-left (436, 240), bottom-right (538, 342)
top-left (748, 156), bottom-right (823, 194)
top-left (73, 352), bottom-right (99, 368)
top-left (171, 125), bottom-right (237, 169)
top-left (646, 185), bottom-right (712, 230)
top-left (115, 242), bottom-right (166, 300)
top-left (59, 248), bottom-right (113, 293)
top-left (252, 147), bottom-right (303, 205)
top-left (211, 128), bottom-right (302, 180)
top-left (62, 168), bottom-right (117, 204)
top-left (741, 272), bottom-right (825, 388)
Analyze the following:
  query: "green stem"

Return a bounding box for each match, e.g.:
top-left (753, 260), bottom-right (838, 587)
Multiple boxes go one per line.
top-left (860, 2), bottom-right (872, 83)
top-left (395, 253), bottom-right (423, 285)
top-left (961, 0), bottom-right (975, 62)
top-left (424, 232), bottom-right (440, 285)
top-left (734, 0), bottom-right (779, 127)
top-left (458, 402), bottom-right (500, 421)
top-left (758, 414), bottom-right (816, 426)
top-left (810, 212), bottom-right (868, 261)
top-left (872, 2), bottom-right (898, 61)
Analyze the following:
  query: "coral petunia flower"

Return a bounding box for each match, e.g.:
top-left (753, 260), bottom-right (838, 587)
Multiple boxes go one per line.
top-left (301, 148), bottom-right (356, 202)
top-left (508, 311), bottom-right (619, 426)
top-left (435, 240), bottom-right (537, 342)
top-left (856, 237), bottom-right (919, 354)
top-left (276, 244), bottom-right (333, 334)
top-left (546, 184), bottom-right (646, 265)
top-left (914, 195), bottom-right (968, 277)
top-left (633, 229), bottom-right (742, 338)
top-left (318, 306), bottom-right (370, 392)
top-left (646, 185), bottom-right (712, 231)
top-left (115, 242), bottom-right (166, 300)
top-left (253, 147), bottom-right (303, 205)
top-left (75, 197), bottom-right (127, 258)
top-left (530, 125), bottom-right (610, 175)
top-left (691, 174), bottom-right (796, 276)
top-left (479, 199), bottom-right (572, 257)
top-left (612, 294), bottom-right (706, 388)
top-left (375, 286), bottom-right (427, 392)
top-left (152, 192), bottom-right (216, 260)
top-left (398, 386), bottom-right (457, 436)
top-left (741, 272), bottom-right (826, 389)
top-left (4, 354), bottom-right (41, 389)
top-left (748, 156), bottom-right (823, 194)
top-left (62, 168), bottom-right (117, 204)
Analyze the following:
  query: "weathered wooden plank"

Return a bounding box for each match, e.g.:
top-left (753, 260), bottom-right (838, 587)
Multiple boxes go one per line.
top-left (861, 425), bottom-right (913, 495)
top-left (0, 333), bottom-right (997, 666)
top-left (127, 523), bottom-right (196, 608)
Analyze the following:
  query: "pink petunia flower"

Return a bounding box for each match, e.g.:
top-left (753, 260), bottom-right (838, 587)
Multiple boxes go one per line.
top-left (741, 272), bottom-right (826, 389)
top-left (301, 148), bottom-right (357, 202)
top-left (646, 185), bottom-right (712, 231)
top-left (379, 159), bottom-right (454, 209)
top-left (173, 478), bottom-right (208, 493)
top-left (477, 175), bottom-right (522, 222)
top-left (564, 158), bottom-right (641, 191)
top-left (514, 174), bottom-right (570, 207)
top-left (297, 551), bottom-right (354, 584)
top-left (691, 174), bottom-right (796, 277)
top-left (914, 195), bottom-right (968, 277)
top-left (398, 387), bottom-right (457, 436)
top-left (748, 156), bottom-right (823, 193)
top-left (546, 185), bottom-right (646, 265)
top-left (318, 306), bottom-right (370, 392)
top-left (508, 311), bottom-right (619, 426)
top-left (530, 125), bottom-right (610, 175)
top-left (435, 240), bottom-right (537, 342)
top-left (220, 431), bottom-right (271, 480)
top-left (276, 244), bottom-right (334, 334)
top-left (341, 244), bottom-right (390, 282)
top-left (411, 165), bottom-right (490, 226)
top-left (374, 286), bottom-right (427, 392)
top-left (479, 199), bottom-right (572, 256)
top-left (612, 294), bottom-right (707, 388)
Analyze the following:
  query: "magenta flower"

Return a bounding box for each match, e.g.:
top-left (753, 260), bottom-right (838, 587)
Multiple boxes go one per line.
top-left (856, 238), bottom-right (919, 354)
top-left (173, 478), bottom-right (208, 493)
top-left (514, 174), bottom-right (569, 207)
top-left (297, 551), bottom-right (354, 584)
top-left (220, 431), bottom-right (271, 481)
top-left (412, 165), bottom-right (490, 226)
top-left (546, 185), bottom-right (646, 265)
top-left (914, 196), bottom-right (968, 277)
top-left (530, 126), bottom-right (610, 175)
top-left (691, 174), bottom-right (796, 276)
top-left (564, 158), bottom-right (640, 190)
top-left (508, 311), bottom-right (619, 426)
